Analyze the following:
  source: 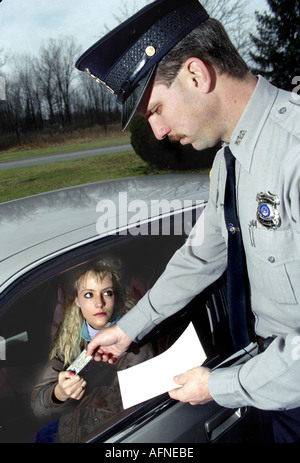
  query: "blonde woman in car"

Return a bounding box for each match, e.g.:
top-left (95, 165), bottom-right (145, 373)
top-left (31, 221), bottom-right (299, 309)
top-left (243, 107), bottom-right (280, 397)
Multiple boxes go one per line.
top-left (31, 259), bottom-right (153, 442)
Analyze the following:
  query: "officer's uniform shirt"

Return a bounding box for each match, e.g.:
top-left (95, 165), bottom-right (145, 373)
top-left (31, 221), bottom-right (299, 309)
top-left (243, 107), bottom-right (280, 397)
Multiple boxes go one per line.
top-left (118, 76), bottom-right (300, 411)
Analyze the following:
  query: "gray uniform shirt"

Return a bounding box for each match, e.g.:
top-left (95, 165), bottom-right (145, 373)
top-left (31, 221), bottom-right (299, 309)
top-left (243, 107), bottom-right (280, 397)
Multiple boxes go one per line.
top-left (118, 76), bottom-right (300, 411)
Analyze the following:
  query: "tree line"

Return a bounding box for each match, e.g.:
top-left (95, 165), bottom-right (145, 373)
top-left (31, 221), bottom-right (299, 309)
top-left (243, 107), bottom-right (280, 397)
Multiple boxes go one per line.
top-left (0, 36), bottom-right (120, 150)
top-left (0, 0), bottom-right (299, 152)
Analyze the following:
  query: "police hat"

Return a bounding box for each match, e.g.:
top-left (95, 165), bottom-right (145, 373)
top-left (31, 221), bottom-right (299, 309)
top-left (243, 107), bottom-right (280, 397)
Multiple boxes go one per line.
top-left (75, 0), bottom-right (209, 130)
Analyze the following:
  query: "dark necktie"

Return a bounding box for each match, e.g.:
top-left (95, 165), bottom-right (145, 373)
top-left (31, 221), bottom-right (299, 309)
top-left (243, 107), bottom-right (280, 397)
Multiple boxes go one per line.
top-left (224, 146), bottom-right (251, 351)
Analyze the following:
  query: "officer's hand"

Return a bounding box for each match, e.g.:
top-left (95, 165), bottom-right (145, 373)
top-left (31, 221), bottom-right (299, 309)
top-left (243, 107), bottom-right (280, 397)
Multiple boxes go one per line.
top-left (86, 324), bottom-right (132, 364)
top-left (168, 366), bottom-right (213, 405)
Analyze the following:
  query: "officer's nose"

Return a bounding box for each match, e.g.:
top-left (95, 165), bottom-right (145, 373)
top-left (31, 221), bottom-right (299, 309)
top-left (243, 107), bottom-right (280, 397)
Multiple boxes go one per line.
top-left (148, 117), bottom-right (171, 140)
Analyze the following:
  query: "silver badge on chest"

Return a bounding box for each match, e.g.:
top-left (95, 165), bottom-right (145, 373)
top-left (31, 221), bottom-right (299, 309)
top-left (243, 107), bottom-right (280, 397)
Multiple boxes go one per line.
top-left (256, 192), bottom-right (281, 230)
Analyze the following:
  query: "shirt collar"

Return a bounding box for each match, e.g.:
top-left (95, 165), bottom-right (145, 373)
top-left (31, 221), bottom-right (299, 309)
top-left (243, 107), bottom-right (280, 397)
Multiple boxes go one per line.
top-left (228, 75), bottom-right (279, 172)
top-left (81, 321), bottom-right (91, 342)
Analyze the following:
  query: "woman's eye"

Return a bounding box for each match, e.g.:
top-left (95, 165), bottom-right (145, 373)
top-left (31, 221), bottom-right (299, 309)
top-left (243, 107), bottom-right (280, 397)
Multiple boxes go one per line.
top-left (84, 292), bottom-right (93, 299)
top-left (104, 290), bottom-right (114, 297)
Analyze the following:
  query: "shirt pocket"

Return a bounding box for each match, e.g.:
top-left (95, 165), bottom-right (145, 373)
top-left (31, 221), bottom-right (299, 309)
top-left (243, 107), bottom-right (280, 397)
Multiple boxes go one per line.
top-left (250, 227), bottom-right (299, 305)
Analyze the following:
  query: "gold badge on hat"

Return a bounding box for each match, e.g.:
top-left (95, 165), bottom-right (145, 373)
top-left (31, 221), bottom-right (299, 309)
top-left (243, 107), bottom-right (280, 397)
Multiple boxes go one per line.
top-left (256, 192), bottom-right (281, 230)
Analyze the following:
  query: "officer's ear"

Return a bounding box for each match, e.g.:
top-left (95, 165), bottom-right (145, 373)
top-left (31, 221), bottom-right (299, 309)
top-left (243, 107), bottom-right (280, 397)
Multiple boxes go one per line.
top-left (185, 58), bottom-right (212, 94)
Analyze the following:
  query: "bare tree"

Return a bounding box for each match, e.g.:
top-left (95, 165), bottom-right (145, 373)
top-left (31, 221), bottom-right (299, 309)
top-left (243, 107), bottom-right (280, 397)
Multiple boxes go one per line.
top-left (103, 0), bottom-right (149, 32)
top-left (37, 43), bottom-right (58, 124)
top-left (36, 36), bottom-right (81, 126)
top-left (0, 46), bottom-right (8, 70)
top-left (202, 0), bottom-right (252, 60)
top-left (74, 71), bottom-right (119, 130)
top-left (13, 54), bottom-right (43, 132)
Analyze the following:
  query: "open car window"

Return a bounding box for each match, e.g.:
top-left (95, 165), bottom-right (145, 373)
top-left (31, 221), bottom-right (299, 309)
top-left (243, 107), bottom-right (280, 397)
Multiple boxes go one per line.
top-left (0, 204), bottom-right (247, 444)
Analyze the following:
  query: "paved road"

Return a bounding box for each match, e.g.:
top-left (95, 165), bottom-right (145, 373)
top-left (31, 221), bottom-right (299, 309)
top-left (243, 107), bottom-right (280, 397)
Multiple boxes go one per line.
top-left (0, 144), bottom-right (133, 171)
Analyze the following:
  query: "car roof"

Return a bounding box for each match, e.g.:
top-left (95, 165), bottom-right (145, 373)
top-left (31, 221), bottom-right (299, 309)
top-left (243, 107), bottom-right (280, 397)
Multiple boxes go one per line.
top-left (0, 174), bottom-right (209, 293)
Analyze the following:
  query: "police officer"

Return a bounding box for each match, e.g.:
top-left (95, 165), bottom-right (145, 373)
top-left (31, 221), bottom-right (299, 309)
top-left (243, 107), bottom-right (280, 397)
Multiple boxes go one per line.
top-left (77, 0), bottom-right (300, 443)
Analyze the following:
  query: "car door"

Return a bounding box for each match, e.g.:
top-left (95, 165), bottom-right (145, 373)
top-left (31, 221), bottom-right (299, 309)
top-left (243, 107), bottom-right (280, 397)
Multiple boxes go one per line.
top-left (86, 274), bottom-right (263, 444)
top-left (0, 200), bottom-right (263, 444)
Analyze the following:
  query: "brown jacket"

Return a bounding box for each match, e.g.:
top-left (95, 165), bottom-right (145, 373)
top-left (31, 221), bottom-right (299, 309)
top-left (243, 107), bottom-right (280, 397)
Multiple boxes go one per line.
top-left (31, 343), bottom-right (153, 442)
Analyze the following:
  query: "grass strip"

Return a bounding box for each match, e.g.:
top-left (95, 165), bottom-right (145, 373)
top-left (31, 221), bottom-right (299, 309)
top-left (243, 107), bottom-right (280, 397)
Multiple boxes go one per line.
top-left (0, 150), bottom-right (206, 203)
top-left (0, 136), bottom-right (131, 162)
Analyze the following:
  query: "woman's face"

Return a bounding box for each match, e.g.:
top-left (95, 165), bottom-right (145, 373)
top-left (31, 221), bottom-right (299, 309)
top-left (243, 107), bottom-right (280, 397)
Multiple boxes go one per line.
top-left (75, 273), bottom-right (115, 330)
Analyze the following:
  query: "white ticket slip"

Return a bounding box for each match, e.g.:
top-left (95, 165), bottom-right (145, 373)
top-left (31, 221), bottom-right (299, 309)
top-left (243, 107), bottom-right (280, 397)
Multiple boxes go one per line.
top-left (117, 323), bottom-right (206, 409)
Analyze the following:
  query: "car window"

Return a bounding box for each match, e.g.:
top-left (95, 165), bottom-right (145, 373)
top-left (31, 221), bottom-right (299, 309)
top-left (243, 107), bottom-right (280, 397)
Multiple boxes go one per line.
top-left (0, 203), bottom-right (234, 443)
top-left (0, 211), bottom-right (186, 441)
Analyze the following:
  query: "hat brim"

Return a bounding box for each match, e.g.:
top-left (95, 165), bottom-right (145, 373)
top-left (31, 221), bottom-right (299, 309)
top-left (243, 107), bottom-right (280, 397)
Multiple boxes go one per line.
top-left (121, 65), bottom-right (156, 131)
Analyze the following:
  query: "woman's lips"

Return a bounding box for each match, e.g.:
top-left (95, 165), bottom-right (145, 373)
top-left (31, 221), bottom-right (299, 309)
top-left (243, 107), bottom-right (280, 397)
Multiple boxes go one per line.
top-left (94, 312), bottom-right (107, 317)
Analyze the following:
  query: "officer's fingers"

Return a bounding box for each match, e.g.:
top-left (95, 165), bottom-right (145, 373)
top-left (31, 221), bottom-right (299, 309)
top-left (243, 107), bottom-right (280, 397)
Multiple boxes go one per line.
top-left (168, 385), bottom-right (188, 402)
top-left (173, 373), bottom-right (186, 386)
top-left (168, 374), bottom-right (186, 400)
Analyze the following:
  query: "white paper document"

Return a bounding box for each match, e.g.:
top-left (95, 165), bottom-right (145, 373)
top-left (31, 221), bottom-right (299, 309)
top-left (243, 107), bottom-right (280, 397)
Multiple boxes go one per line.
top-left (117, 323), bottom-right (207, 409)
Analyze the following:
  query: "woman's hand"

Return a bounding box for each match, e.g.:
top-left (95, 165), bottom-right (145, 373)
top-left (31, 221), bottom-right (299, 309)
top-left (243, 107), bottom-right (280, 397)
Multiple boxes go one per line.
top-left (53, 371), bottom-right (87, 402)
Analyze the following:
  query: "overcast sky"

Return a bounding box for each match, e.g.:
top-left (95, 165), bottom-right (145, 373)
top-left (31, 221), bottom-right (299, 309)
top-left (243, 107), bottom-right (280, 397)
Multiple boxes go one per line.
top-left (1, 0), bottom-right (268, 74)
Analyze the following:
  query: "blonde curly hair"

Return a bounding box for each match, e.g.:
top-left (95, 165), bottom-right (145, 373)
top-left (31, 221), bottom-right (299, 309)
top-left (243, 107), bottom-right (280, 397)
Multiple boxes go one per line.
top-left (50, 259), bottom-right (135, 366)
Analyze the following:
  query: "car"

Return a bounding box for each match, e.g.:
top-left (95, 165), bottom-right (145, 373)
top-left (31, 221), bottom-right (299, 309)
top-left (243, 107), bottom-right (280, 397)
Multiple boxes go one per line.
top-left (0, 174), bottom-right (263, 444)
